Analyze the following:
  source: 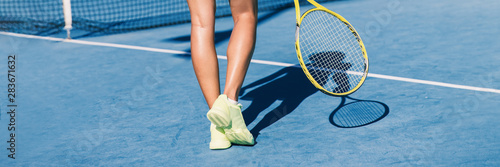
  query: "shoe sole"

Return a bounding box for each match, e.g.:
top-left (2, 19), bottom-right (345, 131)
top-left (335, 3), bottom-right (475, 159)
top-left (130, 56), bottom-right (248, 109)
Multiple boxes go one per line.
top-left (209, 141), bottom-right (231, 150)
top-left (225, 129), bottom-right (254, 145)
top-left (207, 107), bottom-right (230, 128)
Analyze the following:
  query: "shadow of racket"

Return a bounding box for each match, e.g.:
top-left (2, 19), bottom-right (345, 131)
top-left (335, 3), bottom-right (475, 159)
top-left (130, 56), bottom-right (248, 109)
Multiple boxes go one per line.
top-left (329, 96), bottom-right (389, 128)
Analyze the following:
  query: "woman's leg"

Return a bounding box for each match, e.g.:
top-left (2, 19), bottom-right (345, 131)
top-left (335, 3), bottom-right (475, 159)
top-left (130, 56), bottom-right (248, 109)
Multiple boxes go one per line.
top-left (187, 0), bottom-right (220, 108)
top-left (223, 0), bottom-right (258, 101)
top-left (187, 0), bottom-right (232, 150)
top-left (214, 0), bottom-right (257, 146)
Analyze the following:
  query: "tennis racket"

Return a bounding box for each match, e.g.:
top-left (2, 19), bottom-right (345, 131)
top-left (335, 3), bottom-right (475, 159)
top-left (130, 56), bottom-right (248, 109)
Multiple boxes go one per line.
top-left (294, 0), bottom-right (369, 96)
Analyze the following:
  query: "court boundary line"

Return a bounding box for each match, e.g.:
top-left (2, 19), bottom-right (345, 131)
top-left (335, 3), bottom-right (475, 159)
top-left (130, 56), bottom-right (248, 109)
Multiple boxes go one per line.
top-left (2, 31), bottom-right (499, 94)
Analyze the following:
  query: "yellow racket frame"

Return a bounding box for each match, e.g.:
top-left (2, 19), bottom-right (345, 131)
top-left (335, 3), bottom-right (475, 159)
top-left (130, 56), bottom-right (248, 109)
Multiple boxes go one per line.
top-left (294, 0), bottom-right (369, 96)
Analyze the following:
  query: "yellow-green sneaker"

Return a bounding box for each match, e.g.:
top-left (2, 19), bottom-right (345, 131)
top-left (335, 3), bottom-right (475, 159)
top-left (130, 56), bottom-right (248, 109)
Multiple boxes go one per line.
top-left (209, 123), bottom-right (231, 149)
top-left (206, 95), bottom-right (231, 128)
top-left (224, 103), bottom-right (255, 145)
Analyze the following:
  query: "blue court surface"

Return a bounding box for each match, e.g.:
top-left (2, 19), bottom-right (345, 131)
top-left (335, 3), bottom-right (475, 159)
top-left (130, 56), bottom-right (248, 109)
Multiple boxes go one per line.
top-left (1, 0), bottom-right (499, 166)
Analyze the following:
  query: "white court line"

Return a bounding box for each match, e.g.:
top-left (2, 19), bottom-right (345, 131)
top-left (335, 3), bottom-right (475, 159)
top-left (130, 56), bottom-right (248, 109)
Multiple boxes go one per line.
top-left (2, 31), bottom-right (500, 94)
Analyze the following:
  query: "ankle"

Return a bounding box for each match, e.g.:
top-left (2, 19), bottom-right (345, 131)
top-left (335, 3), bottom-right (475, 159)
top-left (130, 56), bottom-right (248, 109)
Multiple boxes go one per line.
top-left (227, 97), bottom-right (238, 105)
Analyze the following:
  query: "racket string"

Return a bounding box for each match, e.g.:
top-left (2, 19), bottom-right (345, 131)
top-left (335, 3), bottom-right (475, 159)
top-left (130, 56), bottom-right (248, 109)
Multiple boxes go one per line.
top-left (299, 10), bottom-right (366, 94)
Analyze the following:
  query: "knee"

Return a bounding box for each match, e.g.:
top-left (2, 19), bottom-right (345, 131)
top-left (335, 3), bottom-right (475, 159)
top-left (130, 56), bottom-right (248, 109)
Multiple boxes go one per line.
top-left (233, 13), bottom-right (257, 25)
top-left (191, 16), bottom-right (215, 29)
top-left (191, 21), bottom-right (214, 30)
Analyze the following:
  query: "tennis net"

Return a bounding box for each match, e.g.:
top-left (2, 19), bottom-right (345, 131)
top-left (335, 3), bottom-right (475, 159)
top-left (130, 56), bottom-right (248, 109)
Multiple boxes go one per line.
top-left (0, 0), bottom-right (336, 36)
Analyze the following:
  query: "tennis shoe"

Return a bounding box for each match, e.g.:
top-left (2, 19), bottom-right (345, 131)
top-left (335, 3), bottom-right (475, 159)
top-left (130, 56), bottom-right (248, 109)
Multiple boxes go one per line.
top-left (209, 123), bottom-right (231, 149)
top-left (206, 95), bottom-right (231, 127)
top-left (223, 103), bottom-right (255, 145)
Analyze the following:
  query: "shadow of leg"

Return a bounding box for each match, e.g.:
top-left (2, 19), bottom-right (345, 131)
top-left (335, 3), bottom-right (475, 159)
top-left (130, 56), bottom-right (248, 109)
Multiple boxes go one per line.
top-left (250, 98), bottom-right (302, 139)
top-left (242, 97), bottom-right (278, 126)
